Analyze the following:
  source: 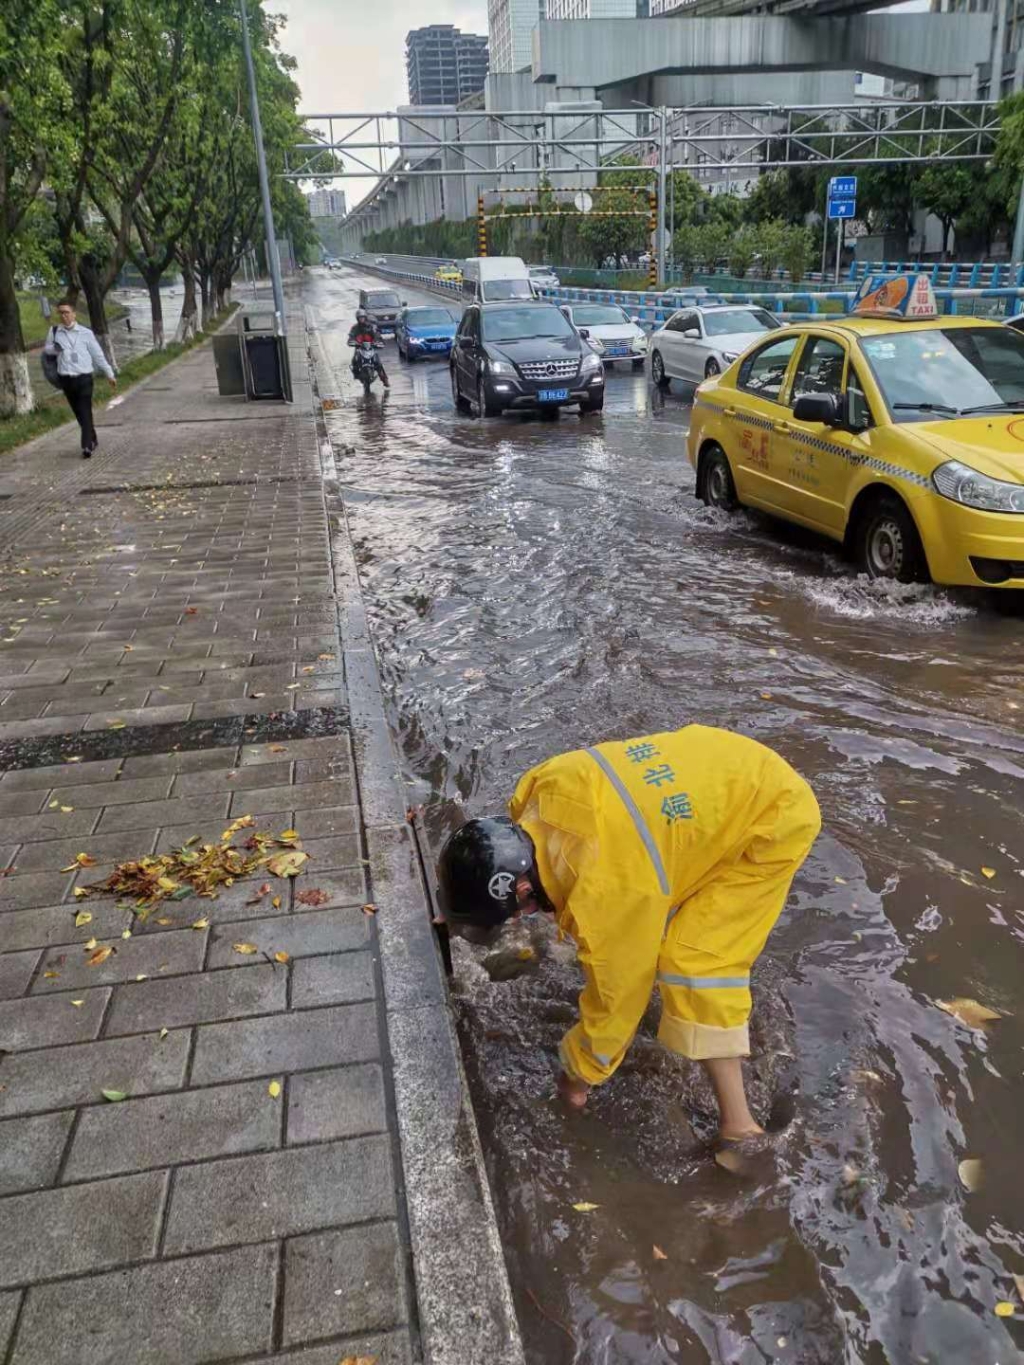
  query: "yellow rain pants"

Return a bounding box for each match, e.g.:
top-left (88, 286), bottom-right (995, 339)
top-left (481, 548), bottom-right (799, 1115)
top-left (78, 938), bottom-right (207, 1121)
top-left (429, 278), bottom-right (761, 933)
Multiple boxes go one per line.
top-left (508, 725), bottom-right (820, 1085)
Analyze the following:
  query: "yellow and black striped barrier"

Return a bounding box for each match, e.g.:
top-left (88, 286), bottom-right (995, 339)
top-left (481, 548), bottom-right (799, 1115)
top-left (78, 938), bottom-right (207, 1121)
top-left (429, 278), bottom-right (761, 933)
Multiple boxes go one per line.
top-left (476, 195), bottom-right (487, 257)
top-left (648, 192), bottom-right (657, 290)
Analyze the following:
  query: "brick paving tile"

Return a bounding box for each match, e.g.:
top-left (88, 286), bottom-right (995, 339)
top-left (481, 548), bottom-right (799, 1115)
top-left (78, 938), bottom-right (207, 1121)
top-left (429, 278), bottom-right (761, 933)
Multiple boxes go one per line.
top-left (64, 1078), bottom-right (282, 1180)
top-left (32, 926), bottom-right (206, 991)
top-left (0, 1029), bottom-right (189, 1117)
top-left (289, 949), bottom-right (376, 1009)
top-left (0, 987), bottom-right (109, 1051)
top-left (286, 1063), bottom-right (386, 1143)
top-left (0, 1112), bottom-right (74, 1195)
top-left (190, 1002), bottom-right (378, 1085)
top-left (162, 1135), bottom-right (395, 1253)
top-left (282, 1221), bottom-right (406, 1345)
top-left (105, 959), bottom-right (286, 1034)
top-left (234, 1332), bottom-right (414, 1365)
top-left (206, 909), bottom-right (368, 968)
top-left (11, 1244), bottom-right (278, 1364)
top-left (0, 1169), bottom-right (167, 1288)
top-left (0, 949), bottom-right (41, 1000)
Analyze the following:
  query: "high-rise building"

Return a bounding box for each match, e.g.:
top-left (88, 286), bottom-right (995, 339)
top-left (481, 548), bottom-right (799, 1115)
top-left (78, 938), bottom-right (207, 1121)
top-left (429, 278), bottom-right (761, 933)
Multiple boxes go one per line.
top-left (488, 0), bottom-right (545, 72)
top-left (546, 0), bottom-right (637, 15)
top-left (307, 188), bottom-right (347, 218)
top-left (933, 0), bottom-right (1024, 98)
top-left (406, 25), bottom-right (489, 105)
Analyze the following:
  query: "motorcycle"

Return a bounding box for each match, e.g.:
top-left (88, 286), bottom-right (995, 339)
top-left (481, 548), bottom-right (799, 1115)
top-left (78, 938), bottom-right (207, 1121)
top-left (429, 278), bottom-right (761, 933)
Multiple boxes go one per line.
top-left (350, 340), bottom-right (385, 394)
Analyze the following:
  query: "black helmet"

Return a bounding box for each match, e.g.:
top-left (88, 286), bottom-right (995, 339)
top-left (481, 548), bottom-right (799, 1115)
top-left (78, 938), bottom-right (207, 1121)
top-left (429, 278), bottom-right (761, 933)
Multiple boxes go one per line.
top-left (437, 817), bottom-right (540, 928)
top-left (356, 308), bottom-right (368, 321)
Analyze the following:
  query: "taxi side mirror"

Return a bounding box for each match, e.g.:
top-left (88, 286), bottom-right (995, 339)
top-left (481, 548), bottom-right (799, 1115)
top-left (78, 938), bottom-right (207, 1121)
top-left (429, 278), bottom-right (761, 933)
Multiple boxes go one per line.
top-left (793, 392), bottom-right (842, 426)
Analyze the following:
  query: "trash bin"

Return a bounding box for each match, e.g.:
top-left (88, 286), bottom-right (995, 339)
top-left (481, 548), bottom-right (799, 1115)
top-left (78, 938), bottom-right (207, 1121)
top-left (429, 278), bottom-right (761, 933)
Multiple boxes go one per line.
top-left (245, 334), bottom-right (282, 398)
top-left (212, 334), bottom-right (246, 396)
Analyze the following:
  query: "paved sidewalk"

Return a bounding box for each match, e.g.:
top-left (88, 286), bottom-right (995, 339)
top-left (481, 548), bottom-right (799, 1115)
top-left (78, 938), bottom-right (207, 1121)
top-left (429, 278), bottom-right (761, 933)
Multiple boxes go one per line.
top-left (0, 313), bottom-right (519, 1365)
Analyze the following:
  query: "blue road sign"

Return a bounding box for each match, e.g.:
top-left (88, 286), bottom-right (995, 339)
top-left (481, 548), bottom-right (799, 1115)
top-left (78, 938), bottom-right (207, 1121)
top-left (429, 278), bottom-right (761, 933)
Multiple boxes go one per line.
top-left (828, 199), bottom-right (856, 220)
top-left (829, 176), bottom-right (858, 199)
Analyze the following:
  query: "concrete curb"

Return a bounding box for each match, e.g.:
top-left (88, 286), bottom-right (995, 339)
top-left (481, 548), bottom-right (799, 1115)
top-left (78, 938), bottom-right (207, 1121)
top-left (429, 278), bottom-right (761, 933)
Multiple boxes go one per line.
top-left (306, 319), bottom-right (526, 1365)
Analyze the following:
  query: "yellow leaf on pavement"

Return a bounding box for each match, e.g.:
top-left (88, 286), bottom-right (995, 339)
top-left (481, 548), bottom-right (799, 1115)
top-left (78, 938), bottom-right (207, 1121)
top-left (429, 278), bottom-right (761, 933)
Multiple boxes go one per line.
top-left (73, 887), bottom-right (89, 899)
top-left (233, 942), bottom-right (259, 955)
top-left (959, 1158), bottom-right (984, 1192)
top-left (572, 1202), bottom-right (600, 1212)
top-left (268, 1080), bottom-right (281, 1098)
top-left (274, 951), bottom-right (290, 964)
top-left (191, 917), bottom-right (209, 930)
top-left (995, 1302), bottom-right (1015, 1318)
top-left (60, 805), bottom-right (74, 813)
top-left (221, 814), bottom-right (256, 842)
top-left (981, 866), bottom-right (997, 879)
top-left (652, 1245), bottom-right (668, 1260)
top-left (70, 999), bottom-right (84, 1007)
top-left (267, 849), bottom-right (308, 878)
top-left (101, 1089), bottom-right (127, 1102)
top-left (86, 946), bottom-right (114, 966)
top-left (272, 895), bottom-right (282, 909)
top-left (158, 1028), bottom-right (169, 1039)
top-left (74, 911), bottom-right (92, 927)
top-left (937, 998), bottom-right (1002, 1029)
top-left (339, 1356), bottom-right (378, 1365)
top-left (85, 937), bottom-right (97, 950)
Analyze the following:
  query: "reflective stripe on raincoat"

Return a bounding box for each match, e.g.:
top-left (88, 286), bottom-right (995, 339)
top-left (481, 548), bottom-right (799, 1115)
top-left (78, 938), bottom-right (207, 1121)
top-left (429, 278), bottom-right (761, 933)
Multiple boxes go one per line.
top-left (508, 724), bottom-right (820, 1085)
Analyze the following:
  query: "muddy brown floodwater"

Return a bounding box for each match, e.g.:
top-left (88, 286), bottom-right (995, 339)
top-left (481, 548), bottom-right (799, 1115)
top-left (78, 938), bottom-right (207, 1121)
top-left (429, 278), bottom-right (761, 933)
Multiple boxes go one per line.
top-left (315, 267), bottom-right (1024, 1364)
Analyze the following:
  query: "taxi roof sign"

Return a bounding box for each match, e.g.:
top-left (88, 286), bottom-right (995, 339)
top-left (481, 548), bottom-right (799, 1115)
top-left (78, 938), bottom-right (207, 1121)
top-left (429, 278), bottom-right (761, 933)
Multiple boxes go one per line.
top-left (853, 273), bottom-right (939, 321)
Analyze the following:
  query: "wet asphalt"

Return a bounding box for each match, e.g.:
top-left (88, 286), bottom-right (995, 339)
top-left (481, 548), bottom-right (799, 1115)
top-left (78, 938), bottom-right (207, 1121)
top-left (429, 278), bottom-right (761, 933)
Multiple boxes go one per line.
top-left (312, 265), bottom-right (1024, 1365)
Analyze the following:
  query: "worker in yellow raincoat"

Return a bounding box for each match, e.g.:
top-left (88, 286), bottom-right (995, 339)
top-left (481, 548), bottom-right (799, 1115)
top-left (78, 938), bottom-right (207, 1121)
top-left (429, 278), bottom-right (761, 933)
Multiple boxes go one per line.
top-left (437, 725), bottom-right (820, 1143)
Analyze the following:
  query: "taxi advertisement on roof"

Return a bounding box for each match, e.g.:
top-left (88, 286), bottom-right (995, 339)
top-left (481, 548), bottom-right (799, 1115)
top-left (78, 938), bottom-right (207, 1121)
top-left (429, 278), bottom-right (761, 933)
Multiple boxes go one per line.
top-left (854, 273), bottom-right (938, 320)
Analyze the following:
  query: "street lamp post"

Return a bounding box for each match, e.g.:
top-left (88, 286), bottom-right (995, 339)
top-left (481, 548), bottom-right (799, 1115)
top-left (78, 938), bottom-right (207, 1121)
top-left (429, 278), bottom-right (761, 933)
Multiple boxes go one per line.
top-left (239, 0), bottom-right (286, 334)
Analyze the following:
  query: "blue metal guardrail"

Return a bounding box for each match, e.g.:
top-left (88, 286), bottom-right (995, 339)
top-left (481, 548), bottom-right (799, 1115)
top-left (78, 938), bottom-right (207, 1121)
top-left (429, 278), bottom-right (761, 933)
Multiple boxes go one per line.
top-left (340, 257), bottom-right (1024, 329)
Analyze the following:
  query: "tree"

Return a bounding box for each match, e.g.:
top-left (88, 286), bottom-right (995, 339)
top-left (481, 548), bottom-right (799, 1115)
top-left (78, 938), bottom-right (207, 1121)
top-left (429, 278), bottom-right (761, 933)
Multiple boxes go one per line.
top-left (751, 219), bottom-right (788, 279)
top-left (916, 164), bottom-right (974, 259)
top-left (728, 226), bottom-right (756, 279)
top-left (0, 0), bottom-right (69, 414)
top-left (782, 223), bottom-right (813, 285)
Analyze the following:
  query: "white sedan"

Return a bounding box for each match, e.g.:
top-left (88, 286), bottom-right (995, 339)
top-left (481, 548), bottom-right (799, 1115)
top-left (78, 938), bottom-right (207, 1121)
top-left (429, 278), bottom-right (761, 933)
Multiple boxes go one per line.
top-left (649, 303), bottom-right (783, 387)
top-left (560, 303), bottom-right (648, 367)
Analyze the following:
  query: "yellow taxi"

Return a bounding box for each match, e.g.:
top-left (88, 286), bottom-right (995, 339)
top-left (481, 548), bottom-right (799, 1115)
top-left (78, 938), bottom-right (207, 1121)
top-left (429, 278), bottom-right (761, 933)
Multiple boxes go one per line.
top-left (687, 274), bottom-right (1024, 590)
top-left (434, 263), bottom-right (463, 284)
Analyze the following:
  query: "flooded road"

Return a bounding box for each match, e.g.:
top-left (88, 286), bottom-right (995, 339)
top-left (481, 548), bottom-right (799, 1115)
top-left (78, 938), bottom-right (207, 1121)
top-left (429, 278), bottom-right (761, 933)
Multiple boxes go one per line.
top-left (313, 266), bottom-right (1024, 1364)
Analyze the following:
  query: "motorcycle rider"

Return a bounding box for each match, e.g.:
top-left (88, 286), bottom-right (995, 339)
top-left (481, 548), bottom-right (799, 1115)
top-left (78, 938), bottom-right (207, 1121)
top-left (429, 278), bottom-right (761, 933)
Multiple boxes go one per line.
top-left (347, 308), bottom-right (389, 387)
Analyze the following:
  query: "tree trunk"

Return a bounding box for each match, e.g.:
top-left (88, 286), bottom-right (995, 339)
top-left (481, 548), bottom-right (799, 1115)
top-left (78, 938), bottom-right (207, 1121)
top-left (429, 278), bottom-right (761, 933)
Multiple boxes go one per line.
top-left (175, 261), bottom-right (198, 343)
top-left (199, 270), bottom-right (212, 330)
top-left (0, 249), bottom-right (33, 417)
top-left (78, 256), bottom-right (117, 369)
top-left (144, 271), bottom-right (165, 351)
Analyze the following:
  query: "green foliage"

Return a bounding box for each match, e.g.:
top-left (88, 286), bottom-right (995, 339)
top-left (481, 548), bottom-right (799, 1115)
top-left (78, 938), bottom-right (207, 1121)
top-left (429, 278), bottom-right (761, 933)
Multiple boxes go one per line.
top-left (728, 226), bottom-right (757, 279)
top-left (781, 224), bottom-right (814, 284)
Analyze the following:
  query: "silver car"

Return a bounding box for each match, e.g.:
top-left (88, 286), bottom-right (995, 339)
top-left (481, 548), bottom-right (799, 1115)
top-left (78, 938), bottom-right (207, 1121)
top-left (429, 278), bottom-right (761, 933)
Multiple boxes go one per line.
top-left (528, 266), bottom-right (560, 291)
top-left (560, 303), bottom-right (647, 367)
top-left (650, 304), bottom-right (783, 388)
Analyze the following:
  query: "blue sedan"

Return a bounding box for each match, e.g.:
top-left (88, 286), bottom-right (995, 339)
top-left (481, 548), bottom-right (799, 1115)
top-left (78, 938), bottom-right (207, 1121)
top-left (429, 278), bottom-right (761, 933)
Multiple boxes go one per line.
top-left (395, 306), bottom-right (458, 362)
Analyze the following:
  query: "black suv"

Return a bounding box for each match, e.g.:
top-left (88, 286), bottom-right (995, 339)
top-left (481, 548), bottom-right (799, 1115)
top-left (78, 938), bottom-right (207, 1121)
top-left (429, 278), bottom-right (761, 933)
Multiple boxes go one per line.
top-left (359, 287), bottom-right (404, 334)
top-left (450, 301), bottom-right (605, 417)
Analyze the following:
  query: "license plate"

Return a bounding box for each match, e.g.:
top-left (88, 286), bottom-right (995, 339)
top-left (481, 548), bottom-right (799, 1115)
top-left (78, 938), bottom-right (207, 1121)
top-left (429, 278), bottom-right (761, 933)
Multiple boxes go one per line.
top-left (538, 388), bottom-right (569, 402)
top-left (427, 342), bottom-right (448, 351)
top-left (606, 347), bottom-right (628, 357)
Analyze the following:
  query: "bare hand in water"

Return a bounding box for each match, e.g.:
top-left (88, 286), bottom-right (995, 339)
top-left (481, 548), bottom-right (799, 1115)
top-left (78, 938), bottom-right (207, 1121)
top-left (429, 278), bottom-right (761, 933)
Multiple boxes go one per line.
top-left (557, 1070), bottom-right (590, 1110)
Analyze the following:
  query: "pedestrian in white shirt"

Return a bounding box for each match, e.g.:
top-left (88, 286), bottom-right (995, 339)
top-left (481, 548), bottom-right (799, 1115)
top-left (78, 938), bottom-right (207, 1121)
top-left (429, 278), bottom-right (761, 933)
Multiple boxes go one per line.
top-left (44, 300), bottom-right (117, 458)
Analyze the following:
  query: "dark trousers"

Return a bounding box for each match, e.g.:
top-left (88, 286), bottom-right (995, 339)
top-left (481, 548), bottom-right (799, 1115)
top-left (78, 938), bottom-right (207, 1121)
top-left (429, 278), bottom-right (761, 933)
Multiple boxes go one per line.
top-left (59, 374), bottom-right (97, 451)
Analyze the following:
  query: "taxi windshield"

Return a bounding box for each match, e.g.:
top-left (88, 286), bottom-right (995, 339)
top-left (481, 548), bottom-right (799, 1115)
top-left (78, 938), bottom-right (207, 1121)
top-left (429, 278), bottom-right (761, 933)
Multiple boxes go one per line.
top-left (859, 325), bottom-right (1024, 421)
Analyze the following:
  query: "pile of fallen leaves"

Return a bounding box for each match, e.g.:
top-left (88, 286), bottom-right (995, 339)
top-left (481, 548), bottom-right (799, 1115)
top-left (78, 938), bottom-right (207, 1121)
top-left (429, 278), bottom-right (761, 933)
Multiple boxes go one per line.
top-left (77, 815), bottom-right (309, 920)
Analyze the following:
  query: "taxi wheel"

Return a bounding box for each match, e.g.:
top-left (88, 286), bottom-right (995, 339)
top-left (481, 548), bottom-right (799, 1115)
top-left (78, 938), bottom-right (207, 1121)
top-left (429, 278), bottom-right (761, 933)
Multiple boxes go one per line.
top-left (700, 445), bottom-right (738, 512)
top-left (857, 495), bottom-right (926, 583)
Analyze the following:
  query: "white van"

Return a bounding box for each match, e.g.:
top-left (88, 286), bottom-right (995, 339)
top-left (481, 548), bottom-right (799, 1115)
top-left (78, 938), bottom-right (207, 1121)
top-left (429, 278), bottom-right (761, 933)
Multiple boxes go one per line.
top-left (461, 257), bottom-right (535, 303)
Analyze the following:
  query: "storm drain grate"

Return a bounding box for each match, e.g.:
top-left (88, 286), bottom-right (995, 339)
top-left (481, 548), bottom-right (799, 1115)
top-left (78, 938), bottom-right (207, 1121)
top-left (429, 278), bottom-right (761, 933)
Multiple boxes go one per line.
top-left (81, 475), bottom-right (315, 495)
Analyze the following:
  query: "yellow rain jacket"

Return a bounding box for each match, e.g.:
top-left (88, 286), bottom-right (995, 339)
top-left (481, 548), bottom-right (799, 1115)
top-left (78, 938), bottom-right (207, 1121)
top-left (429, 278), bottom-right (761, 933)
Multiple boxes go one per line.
top-left (508, 725), bottom-right (820, 1086)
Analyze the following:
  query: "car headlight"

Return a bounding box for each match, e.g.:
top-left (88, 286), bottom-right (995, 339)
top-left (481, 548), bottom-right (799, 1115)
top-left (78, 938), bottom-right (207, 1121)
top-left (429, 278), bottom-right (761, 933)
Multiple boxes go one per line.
top-left (408, 336), bottom-right (422, 345)
top-left (631, 335), bottom-right (648, 351)
top-left (932, 459), bottom-right (1024, 513)
top-left (488, 359), bottom-right (514, 375)
top-left (581, 352), bottom-right (603, 372)
top-left (722, 351), bottom-right (739, 363)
